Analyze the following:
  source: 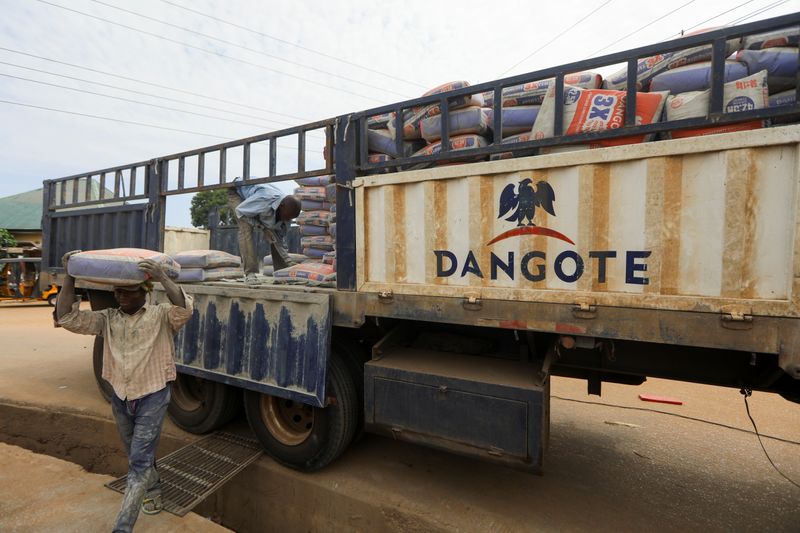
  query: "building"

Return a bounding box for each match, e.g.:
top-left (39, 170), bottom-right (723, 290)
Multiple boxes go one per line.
top-left (0, 188), bottom-right (45, 256)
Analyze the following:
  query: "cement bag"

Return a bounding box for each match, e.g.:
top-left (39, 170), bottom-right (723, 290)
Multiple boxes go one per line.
top-left (489, 132), bottom-right (535, 160)
top-left (420, 107), bottom-right (490, 142)
top-left (302, 247), bottom-right (328, 259)
top-left (263, 253), bottom-right (309, 266)
top-left (296, 175), bottom-right (332, 186)
top-left (326, 183), bottom-right (337, 203)
top-left (412, 134), bottom-right (488, 157)
top-left (743, 28), bottom-right (799, 50)
top-left (329, 222), bottom-right (337, 240)
top-left (262, 265), bottom-right (274, 276)
top-left (770, 89), bottom-right (796, 107)
top-left (387, 81), bottom-right (483, 140)
top-left (366, 153), bottom-right (393, 175)
top-left (323, 251), bottom-right (336, 267)
top-left (532, 85), bottom-right (668, 147)
top-left (485, 106), bottom-right (540, 136)
top-left (502, 72), bottom-right (603, 107)
top-left (299, 224), bottom-right (328, 236)
top-left (301, 200), bottom-right (333, 211)
top-left (368, 128), bottom-right (425, 157)
top-left (177, 266), bottom-right (243, 282)
top-left (171, 249), bottom-right (241, 269)
top-left (301, 235), bottom-right (335, 251)
top-left (294, 186), bottom-right (327, 202)
top-left (665, 71), bottom-right (768, 139)
top-left (67, 248), bottom-right (180, 285)
top-left (367, 112), bottom-right (393, 129)
top-left (273, 262), bottom-right (336, 285)
top-left (736, 48), bottom-right (799, 93)
top-left (603, 39), bottom-right (741, 91)
top-left (297, 210), bottom-right (332, 227)
top-left (650, 61), bottom-right (749, 94)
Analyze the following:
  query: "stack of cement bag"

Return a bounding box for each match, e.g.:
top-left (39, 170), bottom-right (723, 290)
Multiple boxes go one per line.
top-left (66, 248), bottom-right (180, 285)
top-left (171, 249), bottom-right (242, 282)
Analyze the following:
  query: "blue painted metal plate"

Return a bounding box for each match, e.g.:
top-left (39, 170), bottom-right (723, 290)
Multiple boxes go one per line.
top-left (156, 284), bottom-right (331, 407)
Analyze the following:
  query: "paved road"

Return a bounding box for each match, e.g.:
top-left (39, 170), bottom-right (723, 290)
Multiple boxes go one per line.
top-left (1, 305), bottom-right (799, 532)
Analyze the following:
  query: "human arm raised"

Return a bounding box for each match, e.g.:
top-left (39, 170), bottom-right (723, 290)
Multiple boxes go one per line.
top-left (138, 259), bottom-right (187, 308)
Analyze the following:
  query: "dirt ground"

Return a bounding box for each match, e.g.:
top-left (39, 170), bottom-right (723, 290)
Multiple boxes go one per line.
top-left (1, 304), bottom-right (799, 532)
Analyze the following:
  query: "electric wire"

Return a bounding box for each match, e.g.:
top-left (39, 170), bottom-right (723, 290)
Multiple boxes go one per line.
top-left (86, 0), bottom-right (413, 99)
top-left (158, 0), bottom-right (427, 90)
top-left (741, 390), bottom-right (800, 489)
top-left (661, 0), bottom-right (758, 40)
top-left (586, 0), bottom-right (698, 58)
top-left (725, 0), bottom-right (791, 26)
top-left (0, 46), bottom-right (312, 122)
top-left (497, 0), bottom-right (615, 77)
top-left (33, 0), bottom-right (385, 103)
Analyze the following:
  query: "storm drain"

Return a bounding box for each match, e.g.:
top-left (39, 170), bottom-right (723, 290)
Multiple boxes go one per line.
top-left (106, 432), bottom-right (263, 517)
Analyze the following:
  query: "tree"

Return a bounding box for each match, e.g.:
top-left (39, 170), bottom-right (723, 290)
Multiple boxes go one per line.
top-left (190, 190), bottom-right (236, 229)
top-left (0, 228), bottom-right (16, 247)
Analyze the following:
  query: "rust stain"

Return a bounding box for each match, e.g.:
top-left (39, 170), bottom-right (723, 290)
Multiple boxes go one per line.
top-left (660, 156), bottom-right (683, 295)
top-left (590, 165), bottom-right (610, 292)
top-left (555, 323), bottom-right (588, 334)
top-left (722, 149), bottom-right (758, 298)
top-left (393, 185), bottom-right (407, 283)
top-left (467, 176), bottom-right (483, 287)
top-left (432, 180), bottom-right (448, 285)
top-left (499, 320), bottom-right (528, 329)
top-left (383, 186), bottom-right (396, 283)
top-left (362, 189), bottom-right (370, 283)
top-left (480, 176), bottom-right (494, 288)
top-left (644, 158), bottom-right (666, 295)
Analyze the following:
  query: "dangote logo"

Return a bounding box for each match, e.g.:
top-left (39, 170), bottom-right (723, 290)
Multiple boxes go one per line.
top-left (433, 178), bottom-right (652, 285)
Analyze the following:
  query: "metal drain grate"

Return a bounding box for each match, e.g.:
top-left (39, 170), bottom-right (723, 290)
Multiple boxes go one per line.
top-left (106, 431), bottom-right (263, 517)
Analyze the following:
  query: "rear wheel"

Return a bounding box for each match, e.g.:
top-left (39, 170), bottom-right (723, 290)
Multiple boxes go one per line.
top-left (168, 373), bottom-right (242, 434)
top-left (92, 336), bottom-right (114, 403)
top-left (244, 353), bottom-right (358, 471)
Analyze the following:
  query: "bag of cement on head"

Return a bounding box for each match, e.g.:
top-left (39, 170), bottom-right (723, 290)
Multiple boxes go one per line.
top-left (501, 72), bottom-right (603, 107)
top-left (736, 47), bottom-right (799, 93)
top-left (743, 28), bottom-right (799, 50)
top-left (420, 107), bottom-right (490, 142)
top-left (650, 61), bottom-right (749, 94)
top-left (532, 85), bottom-right (668, 147)
top-left (665, 70), bottom-right (768, 139)
top-left (603, 37), bottom-right (741, 91)
top-left (171, 249), bottom-right (241, 269)
top-left (177, 266), bottom-right (243, 282)
top-left (485, 106), bottom-right (540, 136)
top-left (67, 248), bottom-right (180, 285)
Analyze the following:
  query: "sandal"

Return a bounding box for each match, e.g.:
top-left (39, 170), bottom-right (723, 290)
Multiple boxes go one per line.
top-left (141, 493), bottom-right (162, 515)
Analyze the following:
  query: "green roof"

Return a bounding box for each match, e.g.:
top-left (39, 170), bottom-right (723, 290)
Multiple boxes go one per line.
top-left (0, 188), bottom-right (43, 231)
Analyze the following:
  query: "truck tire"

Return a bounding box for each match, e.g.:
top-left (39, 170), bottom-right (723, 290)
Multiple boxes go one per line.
top-left (168, 374), bottom-right (242, 434)
top-left (93, 336), bottom-right (114, 403)
top-left (331, 335), bottom-right (367, 442)
top-left (244, 353), bottom-right (358, 471)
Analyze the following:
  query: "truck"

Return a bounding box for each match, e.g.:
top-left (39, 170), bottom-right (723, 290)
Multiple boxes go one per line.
top-left (41, 14), bottom-right (800, 473)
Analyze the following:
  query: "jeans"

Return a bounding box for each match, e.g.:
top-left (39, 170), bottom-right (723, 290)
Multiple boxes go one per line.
top-left (110, 385), bottom-right (171, 533)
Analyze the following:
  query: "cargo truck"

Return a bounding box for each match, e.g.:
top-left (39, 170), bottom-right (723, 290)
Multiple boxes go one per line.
top-left (41, 15), bottom-right (800, 473)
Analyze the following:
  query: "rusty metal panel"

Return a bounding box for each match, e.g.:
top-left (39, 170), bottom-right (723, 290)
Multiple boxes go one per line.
top-left (157, 285), bottom-right (331, 407)
top-left (355, 127), bottom-right (800, 318)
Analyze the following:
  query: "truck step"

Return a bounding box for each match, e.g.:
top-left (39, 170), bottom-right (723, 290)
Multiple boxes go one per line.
top-left (105, 431), bottom-right (262, 517)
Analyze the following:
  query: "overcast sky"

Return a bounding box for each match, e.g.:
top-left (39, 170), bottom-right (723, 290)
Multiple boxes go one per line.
top-left (1, 0), bottom-right (797, 227)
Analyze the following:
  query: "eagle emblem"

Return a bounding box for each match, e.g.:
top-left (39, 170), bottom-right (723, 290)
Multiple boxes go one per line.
top-left (498, 178), bottom-right (556, 227)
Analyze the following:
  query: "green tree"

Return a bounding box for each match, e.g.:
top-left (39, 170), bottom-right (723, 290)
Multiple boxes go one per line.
top-left (0, 228), bottom-right (16, 247)
top-left (190, 190), bottom-right (235, 229)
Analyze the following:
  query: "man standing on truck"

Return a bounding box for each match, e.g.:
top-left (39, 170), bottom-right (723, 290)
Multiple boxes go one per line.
top-left (55, 252), bottom-right (194, 533)
top-left (227, 178), bottom-right (301, 286)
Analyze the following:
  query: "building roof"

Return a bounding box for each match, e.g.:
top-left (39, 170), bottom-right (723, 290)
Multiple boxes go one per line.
top-left (0, 189), bottom-right (43, 231)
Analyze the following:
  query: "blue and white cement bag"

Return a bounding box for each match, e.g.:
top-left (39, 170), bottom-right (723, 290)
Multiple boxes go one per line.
top-left (420, 107), bottom-right (490, 142)
top-left (743, 28), bottom-right (799, 50)
top-left (178, 266), bottom-right (243, 282)
top-left (650, 61), bottom-right (749, 94)
top-left (295, 175), bottom-right (333, 186)
top-left (736, 47), bottom-right (799, 93)
top-left (263, 253), bottom-right (309, 266)
top-left (485, 106), bottom-right (540, 136)
top-left (501, 72), bottom-right (602, 107)
top-left (171, 249), bottom-right (241, 268)
top-left (412, 134), bottom-right (488, 157)
top-left (368, 128), bottom-right (425, 157)
top-left (67, 248), bottom-right (180, 285)
top-left (770, 89), bottom-right (796, 107)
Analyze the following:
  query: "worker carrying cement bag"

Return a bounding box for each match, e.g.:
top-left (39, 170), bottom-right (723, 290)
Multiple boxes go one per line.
top-left (56, 249), bottom-right (193, 532)
top-left (227, 177), bottom-right (302, 286)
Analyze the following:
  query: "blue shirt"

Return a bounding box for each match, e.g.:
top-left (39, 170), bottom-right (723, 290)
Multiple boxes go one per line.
top-left (234, 180), bottom-right (290, 240)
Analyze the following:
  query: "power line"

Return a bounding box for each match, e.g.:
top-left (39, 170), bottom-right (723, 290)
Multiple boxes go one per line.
top-left (86, 0), bottom-right (413, 99)
top-left (0, 46), bottom-right (312, 121)
top-left (159, 0), bottom-right (427, 90)
top-left (0, 98), bottom-right (231, 140)
top-left (661, 0), bottom-right (758, 40)
top-left (586, 0), bottom-right (698, 58)
top-left (33, 0), bottom-right (385, 103)
top-left (726, 0), bottom-right (791, 25)
top-left (0, 59), bottom-right (300, 129)
top-left (0, 71), bottom-right (275, 130)
top-left (497, 0), bottom-right (615, 78)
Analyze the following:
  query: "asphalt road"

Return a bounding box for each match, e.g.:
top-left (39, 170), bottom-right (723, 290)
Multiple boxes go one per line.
top-left (1, 304), bottom-right (799, 532)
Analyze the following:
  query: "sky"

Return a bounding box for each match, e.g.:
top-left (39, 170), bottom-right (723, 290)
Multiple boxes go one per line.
top-left (0, 0), bottom-right (798, 227)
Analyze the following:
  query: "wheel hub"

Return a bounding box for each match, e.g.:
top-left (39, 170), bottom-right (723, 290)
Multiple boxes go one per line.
top-left (260, 395), bottom-right (314, 446)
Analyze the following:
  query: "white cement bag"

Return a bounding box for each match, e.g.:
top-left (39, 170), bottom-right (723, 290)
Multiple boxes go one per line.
top-left (743, 28), bottom-right (799, 50)
top-left (67, 248), bottom-right (180, 286)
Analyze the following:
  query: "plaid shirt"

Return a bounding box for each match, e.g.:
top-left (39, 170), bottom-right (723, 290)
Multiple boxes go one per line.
top-left (59, 291), bottom-right (194, 400)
